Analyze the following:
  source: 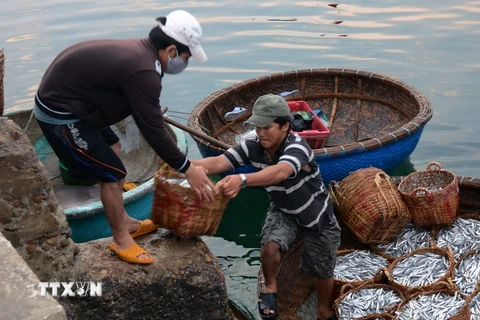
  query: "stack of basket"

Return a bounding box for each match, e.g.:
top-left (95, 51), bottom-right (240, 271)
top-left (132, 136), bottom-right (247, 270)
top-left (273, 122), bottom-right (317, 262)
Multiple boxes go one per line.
top-left (150, 165), bottom-right (229, 237)
top-left (329, 167), bottom-right (411, 244)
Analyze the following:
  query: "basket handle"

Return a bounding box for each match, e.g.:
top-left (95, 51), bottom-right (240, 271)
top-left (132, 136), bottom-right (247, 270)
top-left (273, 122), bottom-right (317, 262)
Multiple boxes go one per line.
top-left (426, 161), bottom-right (443, 171)
top-left (413, 187), bottom-right (430, 196)
top-left (328, 181), bottom-right (340, 206)
top-left (382, 268), bottom-right (392, 281)
top-left (339, 283), bottom-right (355, 295)
top-left (374, 172), bottom-right (393, 188)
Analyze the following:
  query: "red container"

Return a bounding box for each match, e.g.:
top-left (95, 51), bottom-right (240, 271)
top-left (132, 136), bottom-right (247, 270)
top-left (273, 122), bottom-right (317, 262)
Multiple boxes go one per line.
top-left (287, 100), bottom-right (330, 149)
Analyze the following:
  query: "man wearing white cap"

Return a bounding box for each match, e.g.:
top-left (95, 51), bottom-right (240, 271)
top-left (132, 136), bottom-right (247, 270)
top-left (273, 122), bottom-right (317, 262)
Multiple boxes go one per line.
top-left (34, 10), bottom-right (213, 264)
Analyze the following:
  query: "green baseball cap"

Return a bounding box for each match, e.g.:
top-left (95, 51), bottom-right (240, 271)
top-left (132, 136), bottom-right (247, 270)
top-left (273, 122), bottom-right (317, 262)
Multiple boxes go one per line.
top-left (245, 94), bottom-right (291, 127)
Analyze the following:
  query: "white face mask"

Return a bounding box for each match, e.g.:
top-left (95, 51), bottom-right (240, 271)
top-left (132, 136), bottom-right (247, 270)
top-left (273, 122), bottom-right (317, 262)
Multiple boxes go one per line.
top-left (164, 51), bottom-right (188, 74)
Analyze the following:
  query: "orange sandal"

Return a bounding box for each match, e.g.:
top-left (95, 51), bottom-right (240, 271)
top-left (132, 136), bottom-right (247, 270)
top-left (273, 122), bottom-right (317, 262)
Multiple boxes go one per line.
top-left (108, 243), bottom-right (154, 264)
top-left (130, 219), bottom-right (159, 238)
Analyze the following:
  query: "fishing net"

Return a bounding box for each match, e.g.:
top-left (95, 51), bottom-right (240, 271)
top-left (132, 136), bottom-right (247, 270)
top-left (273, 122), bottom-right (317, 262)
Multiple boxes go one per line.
top-left (398, 161), bottom-right (459, 228)
top-left (329, 167), bottom-right (411, 244)
top-left (150, 165), bottom-right (229, 237)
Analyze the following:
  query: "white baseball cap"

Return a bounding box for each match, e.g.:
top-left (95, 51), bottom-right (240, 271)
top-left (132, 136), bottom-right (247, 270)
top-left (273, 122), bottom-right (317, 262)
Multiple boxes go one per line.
top-left (160, 10), bottom-right (208, 63)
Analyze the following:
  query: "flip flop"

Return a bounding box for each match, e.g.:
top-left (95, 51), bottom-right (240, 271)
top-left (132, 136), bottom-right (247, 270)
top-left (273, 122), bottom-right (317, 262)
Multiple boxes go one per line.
top-left (224, 107), bottom-right (248, 122)
top-left (108, 243), bottom-right (154, 264)
top-left (258, 292), bottom-right (278, 319)
top-left (130, 219), bottom-right (159, 238)
top-left (278, 89), bottom-right (300, 98)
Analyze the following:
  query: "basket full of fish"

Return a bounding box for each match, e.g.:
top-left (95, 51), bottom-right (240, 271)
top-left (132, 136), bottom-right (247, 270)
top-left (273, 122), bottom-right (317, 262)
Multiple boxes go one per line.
top-left (454, 248), bottom-right (480, 297)
top-left (396, 288), bottom-right (470, 320)
top-left (436, 214), bottom-right (480, 261)
top-left (470, 289), bottom-right (480, 320)
top-left (333, 249), bottom-right (389, 300)
top-left (370, 222), bottom-right (435, 262)
top-left (334, 283), bottom-right (404, 320)
top-left (398, 161), bottom-right (459, 228)
top-left (384, 246), bottom-right (456, 298)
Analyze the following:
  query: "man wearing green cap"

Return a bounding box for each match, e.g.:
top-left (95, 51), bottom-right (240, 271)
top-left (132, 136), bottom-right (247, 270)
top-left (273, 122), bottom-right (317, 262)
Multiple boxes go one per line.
top-left (192, 94), bottom-right (340, 320)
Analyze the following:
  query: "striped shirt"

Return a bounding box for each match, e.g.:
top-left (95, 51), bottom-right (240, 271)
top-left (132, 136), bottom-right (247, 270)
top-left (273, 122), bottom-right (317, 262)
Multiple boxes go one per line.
top-left (223, 133), bottom-right (332, 232)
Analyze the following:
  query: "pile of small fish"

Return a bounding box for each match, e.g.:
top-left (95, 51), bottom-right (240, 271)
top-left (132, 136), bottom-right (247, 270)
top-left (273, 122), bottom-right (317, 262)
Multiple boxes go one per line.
top-left (454, 251), bottom-right (480, 295)
top-left (396, 292), bottom-right (465, 320)
top-left (334, 250), bottom-right (388, 282)
top-left (470, 292), bottom-right (480, 320)
top-left (376, 223), bottom-right (432, 258)
top-left (415, 185), bottom-right (443, 195)
top-left (436, 218), bottom-right (480, 260)
top-left (337, 287), bottom-right (401, 319)
top-left (392, 252), bottom-right (449, 287)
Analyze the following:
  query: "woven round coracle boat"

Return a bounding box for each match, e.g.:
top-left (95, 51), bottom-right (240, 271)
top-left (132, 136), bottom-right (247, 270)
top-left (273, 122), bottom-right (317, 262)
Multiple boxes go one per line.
top-left (151, 165), bottom-right (229, 237)
top-left (188, 68), bottom-right (433, 183)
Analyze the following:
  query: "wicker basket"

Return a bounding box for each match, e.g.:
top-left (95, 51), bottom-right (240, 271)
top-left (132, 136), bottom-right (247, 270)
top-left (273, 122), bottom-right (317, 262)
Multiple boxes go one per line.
top-left (434, 214), bottom-right (480, 260)
top-left (334, 283), bottom-right (404, 320)
top-left (333, 249), bottom-right (387, 302)
top-left (0, 49), bottom-right (4, 116)
top-left (453, 248), bottom-right (480, 297)
top-left (396, 286), bottom-right (471, 320)
top-left (150, 165), bottom-right (229, 237)
top-left (384, 246), bottom-right (456, 298)
top-left (398, 161), bottom-right (459, 228)
top-left (470, 287), bottom-right (480, 319)
top-left (329, 167), bottom-right (411, 244)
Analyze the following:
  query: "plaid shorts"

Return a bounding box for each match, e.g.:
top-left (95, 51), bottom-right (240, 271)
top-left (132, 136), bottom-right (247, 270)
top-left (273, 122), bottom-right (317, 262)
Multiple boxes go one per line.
top-left (260, 203), bottom-right (341, 278)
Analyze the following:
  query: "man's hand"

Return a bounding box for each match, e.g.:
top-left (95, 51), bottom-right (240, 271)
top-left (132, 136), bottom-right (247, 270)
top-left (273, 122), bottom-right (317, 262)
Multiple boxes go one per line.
top-left (215, 174), bottom-right (242, 199)
top-left (158, 156), bottom-right (165, 168)
top-left (184, 164), bottom-right (215, 202)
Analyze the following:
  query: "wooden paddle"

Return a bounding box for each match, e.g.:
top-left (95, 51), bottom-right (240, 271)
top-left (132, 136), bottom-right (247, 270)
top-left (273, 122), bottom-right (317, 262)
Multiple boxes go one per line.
top-left (162, 111), bottom-right (231, 150)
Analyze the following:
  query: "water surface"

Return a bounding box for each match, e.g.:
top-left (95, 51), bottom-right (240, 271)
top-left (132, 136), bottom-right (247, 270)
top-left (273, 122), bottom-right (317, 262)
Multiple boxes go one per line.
top-left (2, 1), bottom-right (480, 318)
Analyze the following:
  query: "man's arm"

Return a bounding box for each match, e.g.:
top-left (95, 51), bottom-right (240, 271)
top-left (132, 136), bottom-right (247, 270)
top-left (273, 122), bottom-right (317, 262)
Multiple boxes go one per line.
top-left (216, 162), bottom-right (294, 198)
top-left (242, 162), bottom-right (294, 186)
top-left (190, 156), bottom-right (233, 175)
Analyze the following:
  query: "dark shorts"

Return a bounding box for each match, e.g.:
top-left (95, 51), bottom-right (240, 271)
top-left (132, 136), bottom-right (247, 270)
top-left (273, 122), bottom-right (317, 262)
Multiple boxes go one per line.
top-left (260, 203), bottom-right (341, 279)
top-left (37, 119), bottom-right (126, 183)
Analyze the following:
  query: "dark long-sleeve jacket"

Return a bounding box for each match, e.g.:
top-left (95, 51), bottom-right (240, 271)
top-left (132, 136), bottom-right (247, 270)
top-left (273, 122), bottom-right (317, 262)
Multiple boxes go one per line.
top-left (36, 38), bottom-right (189, 171)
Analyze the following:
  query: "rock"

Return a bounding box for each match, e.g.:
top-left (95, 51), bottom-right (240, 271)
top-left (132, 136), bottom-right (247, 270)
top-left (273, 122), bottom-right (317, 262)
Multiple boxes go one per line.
top-left (0, 117), bottom-right (81, 281)
top-left (0, 233), bottom-right (67, 320)
top-left (61, 231), bottom-right (234, 320)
